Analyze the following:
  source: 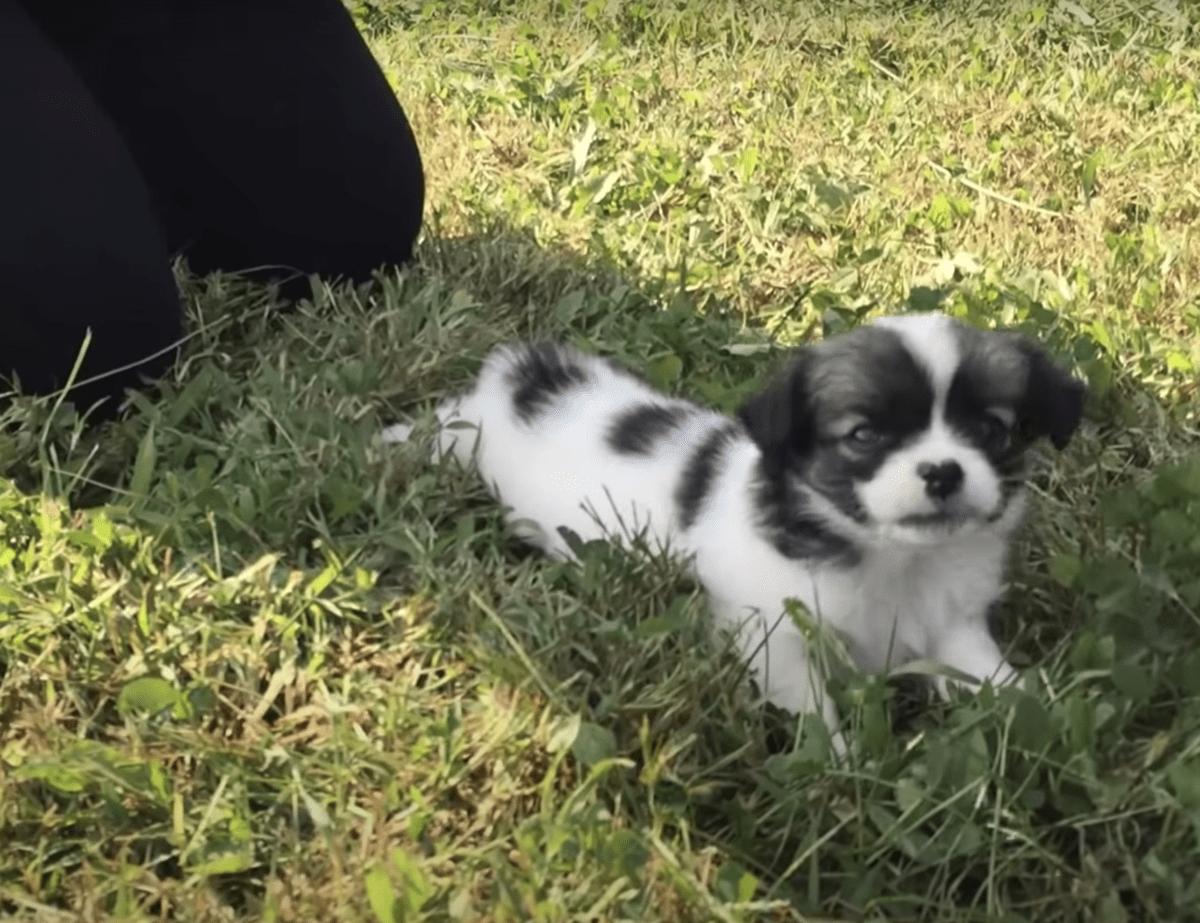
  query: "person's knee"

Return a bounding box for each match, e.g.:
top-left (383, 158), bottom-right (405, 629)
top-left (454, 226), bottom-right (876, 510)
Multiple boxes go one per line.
top-left (139, 0), bottom-right (425, 284)
top-left (21, 0), bottom-right (425, 292)
top-left (0, 0), bottom-right (183, 417)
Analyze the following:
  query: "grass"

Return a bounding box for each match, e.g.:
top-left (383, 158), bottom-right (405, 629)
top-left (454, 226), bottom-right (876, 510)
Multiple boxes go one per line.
top-left (2, 1), bottom-right (1200, 919)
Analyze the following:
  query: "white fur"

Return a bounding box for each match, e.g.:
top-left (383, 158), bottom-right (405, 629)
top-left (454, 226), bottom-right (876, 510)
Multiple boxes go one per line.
top-left (379, 317), bottom-right (1047, 744)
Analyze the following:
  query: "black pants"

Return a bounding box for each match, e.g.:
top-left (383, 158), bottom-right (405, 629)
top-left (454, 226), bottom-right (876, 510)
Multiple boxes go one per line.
top-left (2, 0), bottom-right (424, 415)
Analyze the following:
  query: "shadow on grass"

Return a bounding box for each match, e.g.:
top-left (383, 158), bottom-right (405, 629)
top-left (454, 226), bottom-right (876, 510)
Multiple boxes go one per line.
top-left (0, 220), bottom-right (786, 506)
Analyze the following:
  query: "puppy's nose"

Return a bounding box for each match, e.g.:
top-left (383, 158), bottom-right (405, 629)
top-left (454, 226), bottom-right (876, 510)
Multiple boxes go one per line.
top-left (918, 460), bottom-right (964, 499)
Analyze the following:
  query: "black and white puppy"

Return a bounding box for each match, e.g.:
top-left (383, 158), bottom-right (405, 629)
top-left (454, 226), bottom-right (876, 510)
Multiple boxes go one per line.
top-left (380, 313), bottom-right (1085, 737)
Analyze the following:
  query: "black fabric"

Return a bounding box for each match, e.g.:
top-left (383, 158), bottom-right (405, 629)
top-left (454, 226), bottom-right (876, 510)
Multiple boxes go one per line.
top-left (2, 0), bottom-right (424, 415)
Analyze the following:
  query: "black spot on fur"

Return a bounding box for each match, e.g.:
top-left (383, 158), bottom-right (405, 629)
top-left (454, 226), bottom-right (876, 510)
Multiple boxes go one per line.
top-left (675, 421), bottom-right (741, 529)
top-left (507, 343), bottom-right (590, 423)
top-left (607, 403), bottom-right (692, 455)
top-left (945, 356), bottom-right (1029, 495)
top-left (752, 462), bottom-right (861, 565)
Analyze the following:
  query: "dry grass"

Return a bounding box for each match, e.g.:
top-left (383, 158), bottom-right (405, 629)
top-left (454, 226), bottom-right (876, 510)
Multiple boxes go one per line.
top-left (375, 2), bottom-right (1199, 352)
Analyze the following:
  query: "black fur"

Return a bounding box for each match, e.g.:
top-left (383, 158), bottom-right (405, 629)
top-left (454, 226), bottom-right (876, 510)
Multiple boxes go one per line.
top-left (1016, 343), bottom-right (1087, 449)
top-left (507, 342), bottom-right (590, 423)
top-left (737, 327), bottom-right (939, 476)
top-left (735, 353), bottom-right (812, 478)
top-left (675, 421), bottom-right (741, 529)
top-left (752, 465), bottom-right (861, 564)
top-left (607, 403), bottom-right (692, 455)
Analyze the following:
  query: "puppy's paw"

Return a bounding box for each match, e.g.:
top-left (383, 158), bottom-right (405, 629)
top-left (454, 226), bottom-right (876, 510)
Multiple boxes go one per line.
top-left (376, 421), bottom-right (415, 445)
top-left (932, 660), bottom-right (1021, 701)
top-left (992, 660), bottom-right (1021, 689)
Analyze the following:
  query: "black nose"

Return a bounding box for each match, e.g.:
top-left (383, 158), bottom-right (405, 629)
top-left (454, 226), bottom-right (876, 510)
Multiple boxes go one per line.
top-left (918, 460), bottom-right (964, 500)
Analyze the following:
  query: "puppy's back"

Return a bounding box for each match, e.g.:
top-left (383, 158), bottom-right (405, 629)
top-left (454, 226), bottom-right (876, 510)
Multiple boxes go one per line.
top-left (439, 343), bottom-right (729, 558)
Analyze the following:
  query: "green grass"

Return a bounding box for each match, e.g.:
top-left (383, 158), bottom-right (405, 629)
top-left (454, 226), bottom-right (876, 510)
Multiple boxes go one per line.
top-left (3, 1), bottom-right (1200, 920)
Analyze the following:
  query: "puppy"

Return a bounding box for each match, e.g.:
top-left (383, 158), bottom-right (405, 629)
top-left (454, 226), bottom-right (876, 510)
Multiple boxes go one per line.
top-left (380, 313), bottom-right (1085, 738)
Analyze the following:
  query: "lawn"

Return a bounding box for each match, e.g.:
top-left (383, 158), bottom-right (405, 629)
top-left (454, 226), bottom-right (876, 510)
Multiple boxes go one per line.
top-left (3, 1), bottom-right (1200, 920)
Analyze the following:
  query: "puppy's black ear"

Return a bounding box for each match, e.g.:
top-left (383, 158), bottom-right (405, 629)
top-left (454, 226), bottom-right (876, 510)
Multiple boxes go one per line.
top-left (737, 354), bottom-right (813, 474)
top-left (1018, 343), bottom-right (1086, 450)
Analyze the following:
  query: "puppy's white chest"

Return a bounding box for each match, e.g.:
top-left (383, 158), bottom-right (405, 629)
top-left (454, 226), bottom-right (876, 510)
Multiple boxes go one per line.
top-left (827, 546), bottom-right (1001, 673)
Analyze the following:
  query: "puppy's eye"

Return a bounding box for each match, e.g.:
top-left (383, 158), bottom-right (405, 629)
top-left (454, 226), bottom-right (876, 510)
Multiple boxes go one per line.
top-left (845, 424), bottom-right (885, 447)
top-left (970, 413), bottom-right (1011, 450)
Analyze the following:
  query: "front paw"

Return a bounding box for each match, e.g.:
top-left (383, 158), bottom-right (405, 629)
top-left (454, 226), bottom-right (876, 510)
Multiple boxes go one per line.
top-left (766, 676), bottom-right (845, 758)
top-left (932, 659), bottom-right (1020, 700)
top-left (376, 421), bottom-right (415, 444)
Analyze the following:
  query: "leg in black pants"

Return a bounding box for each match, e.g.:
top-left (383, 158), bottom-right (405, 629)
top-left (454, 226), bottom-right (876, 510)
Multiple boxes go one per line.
top-left (0, 0), bottom-right (182, 414)
top-left (2, 0), bottom-right (424, 416)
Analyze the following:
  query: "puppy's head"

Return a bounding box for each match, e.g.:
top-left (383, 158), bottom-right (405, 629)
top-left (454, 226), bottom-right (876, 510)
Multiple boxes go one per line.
top-left (738, 313), bottom-right (1085, 545)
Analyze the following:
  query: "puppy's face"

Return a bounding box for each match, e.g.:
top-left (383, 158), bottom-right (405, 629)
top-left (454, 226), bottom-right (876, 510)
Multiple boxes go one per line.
top-left (738, 313), bottom-right (1085, 546)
